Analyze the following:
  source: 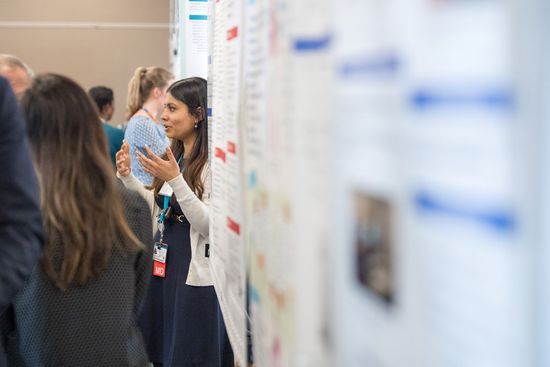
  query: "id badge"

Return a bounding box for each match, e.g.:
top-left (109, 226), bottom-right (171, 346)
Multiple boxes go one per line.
top-left (153, 242), bottom-right (168, 277)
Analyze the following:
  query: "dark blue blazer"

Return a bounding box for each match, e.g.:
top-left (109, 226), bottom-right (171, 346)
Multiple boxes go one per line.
top-left (0, 77), bottom-right (43, 365)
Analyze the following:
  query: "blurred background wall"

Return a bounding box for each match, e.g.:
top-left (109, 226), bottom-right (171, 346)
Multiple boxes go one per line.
top-left (0, 0), bottom-right (170, 125)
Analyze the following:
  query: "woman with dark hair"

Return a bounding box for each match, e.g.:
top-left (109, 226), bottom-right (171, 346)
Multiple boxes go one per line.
top-left (116, 77), bottom-right (234, 367)
top-left (7, 73), bottom-right (153, 366)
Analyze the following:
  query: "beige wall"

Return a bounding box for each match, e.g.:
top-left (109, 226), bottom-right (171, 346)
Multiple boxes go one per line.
top-left (0, 0), bottom-right (170, 125)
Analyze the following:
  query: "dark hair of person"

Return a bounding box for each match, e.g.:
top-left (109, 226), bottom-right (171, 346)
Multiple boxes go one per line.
top-left (151, 77), bottom-right (208, 200)
top-left (21, 73), bottom-right (143, 290)
top-left (88, 86), bottom-right (114, 114)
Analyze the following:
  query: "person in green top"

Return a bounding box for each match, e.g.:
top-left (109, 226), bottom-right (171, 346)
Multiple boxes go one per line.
top-left (89, 86), bottom-right (124, 167)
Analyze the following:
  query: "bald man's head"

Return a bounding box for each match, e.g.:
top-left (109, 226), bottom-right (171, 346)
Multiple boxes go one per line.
top-left (0, 54), bottom-right (33, 101)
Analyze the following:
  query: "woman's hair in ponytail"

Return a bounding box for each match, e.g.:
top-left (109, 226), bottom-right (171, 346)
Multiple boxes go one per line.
top-left (125, 66), bottom-right (173, 120)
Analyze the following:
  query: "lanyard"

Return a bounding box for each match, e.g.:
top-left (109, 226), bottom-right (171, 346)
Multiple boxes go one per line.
top-left (159, 196), bottom-right (170, 224)
top-left (157, 156), bottom-right (184, 242)
top-left (141, 107), bottom-right (158, 123)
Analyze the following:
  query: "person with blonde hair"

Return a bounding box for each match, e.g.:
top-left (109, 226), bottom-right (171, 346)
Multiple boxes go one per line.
top-left (124, 66), bottom-right (174, 185)
top-left (5, 73), bottom-right (153, 366)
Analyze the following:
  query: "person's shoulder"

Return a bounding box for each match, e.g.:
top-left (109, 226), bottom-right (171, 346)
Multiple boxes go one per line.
top-left (0, 76), bottom-right (16, 109)
top-left (128, 115), bottom-right (154, 126)
top-left (0, 76), bottom-right (10, 92)
top-left (115, 184), bottom-right (152, 252)
top-left (117, 183), bottom-right (149, 214)
top-left (103, 123), bottom-right (119, 133)
top-left (104, 123), bottom-right (124, 138)
top-left (0, 77), bottom-right (24, 135)
top-left (126, 115), bottom-right (156, 135)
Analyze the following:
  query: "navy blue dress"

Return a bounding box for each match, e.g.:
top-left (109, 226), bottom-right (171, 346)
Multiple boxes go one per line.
top-left (139, 194), bottom-right (234, 366)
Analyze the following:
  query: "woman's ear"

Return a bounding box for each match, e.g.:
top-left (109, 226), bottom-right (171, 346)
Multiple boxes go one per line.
top-left (194, 106), bottom-right (204, 121)
top-left (152, 87), bottom-right (162, 98)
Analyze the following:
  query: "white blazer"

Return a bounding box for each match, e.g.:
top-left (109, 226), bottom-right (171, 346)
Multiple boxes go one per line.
top-left (118, 165), bottom-right (212, 286)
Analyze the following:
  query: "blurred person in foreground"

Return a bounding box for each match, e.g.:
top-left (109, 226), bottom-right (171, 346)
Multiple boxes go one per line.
top-left (4, 73), bottom-right (153, 367)
top-left (0, 54), bottom-right (33, 101)
top-left (0, 76), bottom-right (43, 366)
top-left (89, 86), bottom-right (124, 167)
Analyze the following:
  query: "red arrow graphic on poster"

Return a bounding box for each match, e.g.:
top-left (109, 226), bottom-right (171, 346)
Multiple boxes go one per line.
top-left (215, 147), bottom-right (226, 162)
top-left (227, 217), bottom-right (240, 235)
top-left (227, 26), bottom-right (238, 41)
top-left (227, 141), bottom-right (236, 154)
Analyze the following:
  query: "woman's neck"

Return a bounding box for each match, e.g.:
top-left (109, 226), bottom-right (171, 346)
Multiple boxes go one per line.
top-left (141, 99), bottom-right (160, 119)
top-left (182, 134), bottom-right (197, 159)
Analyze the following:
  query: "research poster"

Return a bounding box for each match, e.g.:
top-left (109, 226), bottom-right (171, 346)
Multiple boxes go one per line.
top-left (181, 0), bottom-right (209, 78)
top-left (169, 0), bottom-right (182, 78)
top-left (209, 0), bottom-right (247, 364)
top-left (243, 0), bottom-right (298, 365)
top-left (189, 0), bottom-right (542, 366)
top-left (330, 0), bottom-right (535, 366)
top-left (243, 0), bottom-right (332, 366)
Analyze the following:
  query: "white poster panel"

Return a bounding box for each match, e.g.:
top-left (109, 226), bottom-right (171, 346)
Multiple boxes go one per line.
top-left (241, 0), bottom-right (270, 362)
top-left (330, 0), bottom-right (413, 365)
top-left (209, 0), bottom-right (247, 364)
top-left (286, 0), bottom-right (332, 365)
top-left (331, 0), bottom-right (535, 366)
top-left (180, 0), bottom-right (209, 78)
top-left (169, 0), bottom-right (182, 78)
top-left (403, 2), bottom-right (531, 366)
top-left (244, 0), bottom-right (332, 366)
top-left (245, 1), bottom-right (297, 365)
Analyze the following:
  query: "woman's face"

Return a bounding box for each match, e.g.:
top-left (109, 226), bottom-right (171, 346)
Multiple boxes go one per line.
top-left (161, 92), bottom-right (198, 141)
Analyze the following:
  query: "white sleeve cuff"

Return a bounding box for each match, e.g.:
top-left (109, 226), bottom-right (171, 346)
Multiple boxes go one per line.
top-left (167, 175), bottom-right (191, 195)
top-left (117, 172), bottom-right (134, 184)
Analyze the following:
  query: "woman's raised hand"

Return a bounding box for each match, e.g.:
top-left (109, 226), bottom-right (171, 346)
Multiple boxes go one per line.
top-left (116, 140), bottom-right (132, 177)
top-left (137, 146), bottom-right (180, 182)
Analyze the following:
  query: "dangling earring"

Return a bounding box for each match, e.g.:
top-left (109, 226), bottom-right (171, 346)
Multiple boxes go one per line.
top-left (194, 122), bottom-right (198, 129)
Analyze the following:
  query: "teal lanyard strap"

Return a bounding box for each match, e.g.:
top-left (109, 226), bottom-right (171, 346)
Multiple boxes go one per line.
top-left (158, 154), bottom-right (184, 225)
top-left (159, 196), bottom-right (170, 224)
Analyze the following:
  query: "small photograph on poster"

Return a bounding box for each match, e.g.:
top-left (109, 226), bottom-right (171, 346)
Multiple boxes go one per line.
top-left (354, 191), bottom-right (394, 305)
